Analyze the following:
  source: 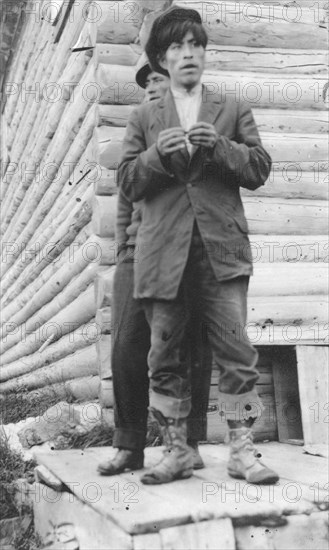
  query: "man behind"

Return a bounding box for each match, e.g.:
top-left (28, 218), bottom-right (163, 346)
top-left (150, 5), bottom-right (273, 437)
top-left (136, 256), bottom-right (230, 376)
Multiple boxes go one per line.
top-left (119, 7), bottom-right (279, 485)
top-left (98, 57), bottom-right (212, 476)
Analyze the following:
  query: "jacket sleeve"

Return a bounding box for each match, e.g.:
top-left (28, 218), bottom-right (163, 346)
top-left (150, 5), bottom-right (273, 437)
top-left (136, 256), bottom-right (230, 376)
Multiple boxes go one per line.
top-left (209, 101), bottom-right (272, 190)
top-left (118, 107), bottom-right (174, 202)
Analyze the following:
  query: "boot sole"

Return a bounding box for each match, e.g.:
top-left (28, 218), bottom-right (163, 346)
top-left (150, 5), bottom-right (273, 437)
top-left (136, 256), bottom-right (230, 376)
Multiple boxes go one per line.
top-left (228, 468), bottom-right (279, 485)
top-left (98, 460), bottom-right (144, 476)
top-left (141, 467), bottom-right (194, 485)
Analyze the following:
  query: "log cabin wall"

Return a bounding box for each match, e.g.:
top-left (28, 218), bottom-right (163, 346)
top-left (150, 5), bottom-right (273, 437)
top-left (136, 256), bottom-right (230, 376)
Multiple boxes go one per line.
top-left (0, 1), bottom-right (328, 446)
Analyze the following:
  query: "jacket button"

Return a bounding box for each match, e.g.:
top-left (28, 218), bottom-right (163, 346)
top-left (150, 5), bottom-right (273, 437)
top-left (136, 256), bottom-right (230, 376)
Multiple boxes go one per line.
top-left (187, 183), bottom-right (192, 188)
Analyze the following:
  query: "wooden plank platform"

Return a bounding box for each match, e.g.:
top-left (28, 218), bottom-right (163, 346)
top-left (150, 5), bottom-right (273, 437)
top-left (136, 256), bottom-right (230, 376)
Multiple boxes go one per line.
top-left (33, 443), bottom-right (329, 549)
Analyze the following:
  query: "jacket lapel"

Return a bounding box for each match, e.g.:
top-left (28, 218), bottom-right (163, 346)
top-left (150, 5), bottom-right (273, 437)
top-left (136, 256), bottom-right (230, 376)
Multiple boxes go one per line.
top-left (189, 85), bottom-right (224, 160)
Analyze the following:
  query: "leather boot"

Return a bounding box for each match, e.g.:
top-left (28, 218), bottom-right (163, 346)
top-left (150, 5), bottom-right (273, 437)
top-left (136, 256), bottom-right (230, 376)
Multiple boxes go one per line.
top-left (97, 448), bottom-right (144, 475)
top-left (227, 422), bottom-right (279, 484)
top-left (141, 409), bottom-right (193, 485)
top-left (187, 439), bottom-right (205, 470)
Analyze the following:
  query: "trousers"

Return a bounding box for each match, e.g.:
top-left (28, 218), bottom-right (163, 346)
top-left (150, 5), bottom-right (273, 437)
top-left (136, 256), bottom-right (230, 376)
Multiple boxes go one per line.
top-left (111, 251), bottom-right (212, 451)
top-left (143, 223), bottom-right (263, 422)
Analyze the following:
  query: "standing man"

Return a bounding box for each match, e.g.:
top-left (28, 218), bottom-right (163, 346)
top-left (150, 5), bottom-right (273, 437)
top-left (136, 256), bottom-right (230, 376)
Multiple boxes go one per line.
top-left (98, 57), bottom-right (212, 476)
top-left (119, 7), bottom-right (279, 485)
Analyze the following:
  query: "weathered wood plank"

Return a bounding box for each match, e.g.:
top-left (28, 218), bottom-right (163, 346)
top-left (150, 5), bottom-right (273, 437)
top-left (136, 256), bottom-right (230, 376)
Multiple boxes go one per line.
top-left (235, 512), bottom-right (329, 550)
top-left (296, 346), bottom-right (329, 446)
top-left (34, 483), bottom-right (133, 550)
top-left (34, 447), bottom-right (192, 535)
top-left (159, 519), bottom-right (235, 549)
top-left (199, 443), bottom-right (328, 505)
top-left (133, 533), bottom-right (162, 550)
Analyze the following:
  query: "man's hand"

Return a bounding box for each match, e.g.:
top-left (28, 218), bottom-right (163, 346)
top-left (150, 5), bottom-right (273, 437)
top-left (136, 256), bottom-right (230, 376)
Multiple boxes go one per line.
top-left (187, 122), bottom-right (217, 149)
top-left (157, 127), bottom-right (186, 157)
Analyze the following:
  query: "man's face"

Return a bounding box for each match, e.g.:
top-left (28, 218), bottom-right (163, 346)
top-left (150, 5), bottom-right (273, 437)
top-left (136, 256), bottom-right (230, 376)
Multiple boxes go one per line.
top-left (144, 72), bottom-right (170, 102)
top-left (159, 30), bottom-right (205, 90)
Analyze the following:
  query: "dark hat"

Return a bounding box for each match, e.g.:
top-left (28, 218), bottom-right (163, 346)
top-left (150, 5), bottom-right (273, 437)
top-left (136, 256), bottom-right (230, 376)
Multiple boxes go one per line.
top-left (145, 7), bottom-right (202, 74)
top-left (135, 57), bottom-right (152, 89)
top-left (135, 52), bottom-right (169, 88)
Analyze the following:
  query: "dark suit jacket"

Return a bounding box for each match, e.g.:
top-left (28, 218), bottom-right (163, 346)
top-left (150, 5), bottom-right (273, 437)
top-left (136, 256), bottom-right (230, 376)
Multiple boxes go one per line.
top-left (118, 87), bottom-right (271, 299)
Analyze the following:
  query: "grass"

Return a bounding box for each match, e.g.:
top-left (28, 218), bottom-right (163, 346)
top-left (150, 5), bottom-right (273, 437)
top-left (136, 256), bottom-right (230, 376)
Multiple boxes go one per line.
top-left (0, 431), bottom-right (35, 519)
top-left (0, 387), bottom-right (73, 426)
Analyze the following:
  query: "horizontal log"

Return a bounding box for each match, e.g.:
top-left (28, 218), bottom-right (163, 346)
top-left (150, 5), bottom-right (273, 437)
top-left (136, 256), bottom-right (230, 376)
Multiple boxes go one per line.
top-left (249, 264), bottom-right (328, 296)
top-left (243, 197), bottom-right (328, 235)
top-left (94, 267), bottom-right (116, 309)
top-left (93, 125), bottom-right (329, 173)
top-left (94, 169), bottom-right (118, 195)
top-left (0, 345), bottom-right (98, 393)
top-left (93, 0), bottom-right (170, 44)
top-left (262, 133), bottom-right (328, 166)
top-left (173, 1), bottom-right (329, 49)
top-left (96, 43), bottom-right (142, 65)
top-left (248, 295), bottom-right (327, 324)
top-left (204, 45), bottom-right (328, 75)
top-left (98, 43), bottom-right (328, 74)
top-left (96, 334), bottom-right (112, 379)
top-left (95, 307), bottom-right (112, 333)
top-left (0, 284), bottom-right (96, 366)
top-left (91, 194), bottom-right (117, 237)
top-left (98, 105), bottom-right (328, 135)
top-left (101, 407), bottom-right (114, 426)
top-left (247, 297), bottom-right (328, 346)
top-left (252, 109), bottom-right (328, 134)
top-left (0, 321), bottom-right (99, 383)
top-left (98, 63), bottom-right (144, 105)
top-left (242, 170), bottom-right (329, 201)
top-left (99, 379), bottom-right (113, 408)
top-left (248, 235), bottom-right (329, 263)
top-left (5, 376), bottom-right (100, 406)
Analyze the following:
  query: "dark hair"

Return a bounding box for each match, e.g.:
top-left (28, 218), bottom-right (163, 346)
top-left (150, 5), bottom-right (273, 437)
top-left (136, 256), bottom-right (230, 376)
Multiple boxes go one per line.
top-left (157, 20), bottom-right (207, 57)
top-left (146, 14), bottom-right (208, 74)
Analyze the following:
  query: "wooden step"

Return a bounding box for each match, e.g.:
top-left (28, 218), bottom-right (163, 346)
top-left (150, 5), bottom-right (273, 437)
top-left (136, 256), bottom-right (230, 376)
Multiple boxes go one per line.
top-left (32, 443), bottom-right (329, 548)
